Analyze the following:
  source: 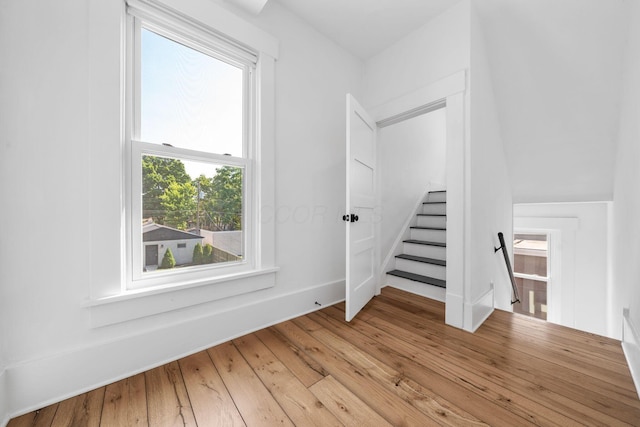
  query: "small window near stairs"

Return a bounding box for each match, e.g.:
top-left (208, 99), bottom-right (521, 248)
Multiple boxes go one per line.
top-left (513, 233), bottom-right (549, 320)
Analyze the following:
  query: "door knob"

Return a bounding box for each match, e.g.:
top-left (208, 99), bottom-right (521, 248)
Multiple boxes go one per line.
top-left (343, 214), bottom-right (359, 222)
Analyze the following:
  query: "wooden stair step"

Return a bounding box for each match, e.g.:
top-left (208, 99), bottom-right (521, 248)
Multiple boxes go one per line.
top-left (395, 254), bottom-right (446, 267)
top-left (387, 270), bottom-right (446, 288)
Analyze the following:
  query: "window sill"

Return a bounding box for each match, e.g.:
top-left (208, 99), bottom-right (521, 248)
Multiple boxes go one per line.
top-left (84, 267), bottom-right (279, 327)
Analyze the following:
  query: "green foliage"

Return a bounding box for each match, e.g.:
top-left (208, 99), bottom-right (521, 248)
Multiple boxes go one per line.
top-left (203, 244), bottom-right (214, 264)
top-left (159, 248), bottom-right (176, 269)
top-left (204, 166), bottom-right (243, 231)
top-left (192, 243), bottom-right (204, 265)
top-left (142, 156), bottom-right (191, 224)
top-left (142, 157), bottom-right (242, 232)
top-left (159, 181), bottom-right (197, 229)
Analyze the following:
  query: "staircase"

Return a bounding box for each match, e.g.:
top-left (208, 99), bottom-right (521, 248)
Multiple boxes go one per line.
top-left (386, 190), bottom-right (446, 302)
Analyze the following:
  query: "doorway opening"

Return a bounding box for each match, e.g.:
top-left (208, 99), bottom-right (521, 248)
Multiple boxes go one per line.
top-left (512, 233), bottom-right (549, 320)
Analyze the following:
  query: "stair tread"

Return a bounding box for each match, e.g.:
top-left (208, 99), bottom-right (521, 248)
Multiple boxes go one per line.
top-left (411, 226), bottom-right (446, 230)
top-left (417, 214), bottom-right (446, 217)
top-left (387, 270), bottom-right (446, 288)
top-left (396, 254), bottom-right (446, 266)
top-left (423, 201), bottom-right (446, 205)
top-left (429, 190), bottom-right (447, 193)
top-left (404, 239), bottom-right (446, 247)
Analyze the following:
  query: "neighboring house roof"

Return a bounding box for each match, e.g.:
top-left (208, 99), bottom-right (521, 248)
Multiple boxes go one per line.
top-left (143, 222), bottom-right (204, 242)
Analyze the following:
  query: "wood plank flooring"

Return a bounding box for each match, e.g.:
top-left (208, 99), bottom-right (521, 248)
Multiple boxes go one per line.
top-left (9, 287), bottom-right (640, 426)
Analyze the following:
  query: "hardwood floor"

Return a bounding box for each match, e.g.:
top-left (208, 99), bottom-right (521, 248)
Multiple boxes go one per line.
top-left (9, 287), bottom-right (640, 426)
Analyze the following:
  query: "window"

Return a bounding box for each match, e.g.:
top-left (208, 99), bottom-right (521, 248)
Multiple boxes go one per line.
top-left (513, 233), bottom-right (549, 320)
top-left (86, 0), bottom-right (277, 326)
top-left (126, 1), bottom-right (257, 290)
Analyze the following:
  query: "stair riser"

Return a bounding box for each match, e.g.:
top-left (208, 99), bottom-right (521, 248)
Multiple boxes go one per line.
top-left (422, 204), bottom-right (446, 215)
top-left (403, 243), bottom-right (446, 260)
top-left (427, 192), bottom-right (447, 203)
top-left (384, 278), bottom-right (446, 302)
top-left (417, 216), bottom-right (446, 228)
top-left (395, 259), bottom-right (446, 280)
top-left (411, 228), bottom-right (446, 243)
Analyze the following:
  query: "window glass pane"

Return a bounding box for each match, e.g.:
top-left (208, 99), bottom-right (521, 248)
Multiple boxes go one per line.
top-left (513, 277), bottom-right (547, 321)
top-left (140, 28), bottom-right (244, 157)
top-left (142, 155), bottom-right (243, 273)
top-left (513, 234), bottom-right (548, 276)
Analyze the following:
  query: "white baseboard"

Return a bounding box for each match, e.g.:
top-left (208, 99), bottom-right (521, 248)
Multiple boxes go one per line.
top-left (0, 369), bottom-right (8, 427)
top-left (445, 292), bottom-right (464, 329)
top-left (464, 286), bottom-right (494, 333)
top-left (622, 308), bottom-right (640, 399)
top-left (7, 280), bottom-right (345, 418)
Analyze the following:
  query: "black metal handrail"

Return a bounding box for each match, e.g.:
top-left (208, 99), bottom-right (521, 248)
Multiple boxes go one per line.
top-left (495, 232), bottom-right (521, 305)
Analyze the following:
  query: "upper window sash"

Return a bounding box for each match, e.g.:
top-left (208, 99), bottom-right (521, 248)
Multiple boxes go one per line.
top-left (128, 21), bottom-right (254, 158)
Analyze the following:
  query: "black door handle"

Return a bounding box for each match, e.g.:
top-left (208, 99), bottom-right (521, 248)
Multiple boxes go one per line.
top-left (343, 214), bottom-right (359, 222)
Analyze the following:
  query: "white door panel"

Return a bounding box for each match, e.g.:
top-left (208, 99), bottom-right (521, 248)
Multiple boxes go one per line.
top-left (345, 94), bottom-right (378, 322)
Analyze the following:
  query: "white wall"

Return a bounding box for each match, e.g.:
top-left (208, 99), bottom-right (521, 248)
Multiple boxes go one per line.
top-left (468, 3), bottom-right (513, 323)
top-left (514, 202), bottom-right (612, 338)
top-left (378, 109), bottom-right (447, 264)
top-left (0, 0), bottom-right (362, 416)
top-left (361, 1), bottom-right (470, 111)
top-left (613, 0), bottom-right (640, 390)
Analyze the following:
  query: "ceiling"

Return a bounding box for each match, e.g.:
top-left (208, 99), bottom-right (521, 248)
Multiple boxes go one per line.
top-left (273, 0), bottom-right (461, 59)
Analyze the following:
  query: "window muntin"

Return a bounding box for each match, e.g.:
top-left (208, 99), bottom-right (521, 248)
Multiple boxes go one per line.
top-left (127, 8), bottom-right (255, 290)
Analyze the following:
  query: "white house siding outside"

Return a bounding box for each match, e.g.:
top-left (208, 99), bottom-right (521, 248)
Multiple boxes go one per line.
top-left (144, 239), bottom-right (203, 269)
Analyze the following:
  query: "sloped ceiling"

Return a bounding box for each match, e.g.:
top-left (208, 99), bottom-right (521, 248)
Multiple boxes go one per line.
top-left (268, 0), bottom-right (631, 203)
top-left (475, 0), bottom-right (630, 203)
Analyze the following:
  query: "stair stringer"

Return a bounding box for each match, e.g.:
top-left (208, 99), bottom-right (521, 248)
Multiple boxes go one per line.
top-left (380, 182), bottom-right (446, 284)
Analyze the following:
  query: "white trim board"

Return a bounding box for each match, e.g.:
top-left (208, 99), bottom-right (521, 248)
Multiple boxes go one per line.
top-left (366, 70), bottom-right (468, 331)
top-left (384, 281), bottom-right (446, 303)
top-left (133, 0), bottom-right (279, 58)
top-left (369, 71), bottom-right (466, 122)
top-left (0, 369), bottom-right (8, 427)
top-left (622, 308), bottom-right (640, 398)
top-left (464, 285), bottom-right (494, 333)
top-left (6, 280), bottom-right (345, 418)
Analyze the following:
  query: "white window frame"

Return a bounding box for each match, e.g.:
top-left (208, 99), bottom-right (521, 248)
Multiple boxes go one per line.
top-left (126, 2), bottom-right (257, 290)
top-left (85, 0), bottom-right (279, 327)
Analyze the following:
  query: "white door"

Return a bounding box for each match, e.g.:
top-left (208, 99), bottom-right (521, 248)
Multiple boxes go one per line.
top-left (345, 94), bottom-right (378, 321)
